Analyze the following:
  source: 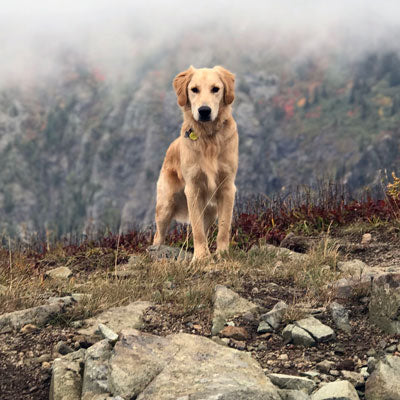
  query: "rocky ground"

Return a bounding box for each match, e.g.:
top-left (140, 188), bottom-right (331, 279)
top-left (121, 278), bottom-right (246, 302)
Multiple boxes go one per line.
top-left (1, 229), bottom-right (400, 399)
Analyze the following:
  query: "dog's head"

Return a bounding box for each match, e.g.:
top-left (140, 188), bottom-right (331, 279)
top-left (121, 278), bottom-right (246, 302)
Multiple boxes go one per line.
top-left (173, 65), bottom-right (235, 122)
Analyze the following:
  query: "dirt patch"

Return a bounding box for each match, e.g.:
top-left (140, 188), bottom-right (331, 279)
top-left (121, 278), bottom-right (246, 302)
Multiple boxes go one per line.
top-left (0, 326), bottom-right (76, 400)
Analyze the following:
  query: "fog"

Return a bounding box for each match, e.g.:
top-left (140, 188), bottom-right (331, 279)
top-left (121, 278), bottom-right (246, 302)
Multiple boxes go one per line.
top-left (1, 0), bottom-right (400, 87)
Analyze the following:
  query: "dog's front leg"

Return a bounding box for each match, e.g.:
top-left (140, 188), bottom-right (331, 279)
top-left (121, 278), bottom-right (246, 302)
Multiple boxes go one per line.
top-left (185, 183), bottom-right (210, 261)
top-left (216, 182), bottom-right (236, 254)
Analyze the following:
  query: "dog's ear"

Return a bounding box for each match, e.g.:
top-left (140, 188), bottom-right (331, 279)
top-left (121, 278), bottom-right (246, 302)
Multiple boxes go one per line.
top-left (173, 66), bottom-right (194, 107)
top-left (215, 66), bottom-right (235, 105)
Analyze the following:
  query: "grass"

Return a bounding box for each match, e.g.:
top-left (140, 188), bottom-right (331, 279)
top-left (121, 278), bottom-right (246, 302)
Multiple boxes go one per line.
top-left (0, 182), bottom-right (399, 327)
top-left (0, 234), bottom-right (342, 327)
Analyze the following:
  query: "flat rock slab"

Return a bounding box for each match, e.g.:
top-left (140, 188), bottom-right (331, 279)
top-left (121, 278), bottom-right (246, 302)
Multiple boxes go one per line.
top-left (311, 380), bottom-right (359, 400)
top-left (295, 316), bottom-right (335, 342)
top-left (365, 355), bottom-right (400, 400)
top-left (45, 266), bottom-right (73, 280)
top-left (212, 285), bottom-right (259, 335)
top-left (283, 324), bottom-right (316, 347)
top-left (147, 244), bottom-right (192, 261)
top-left (268, 373), bottom-right (315, 394)
top-left (78, 301), bottom-right (153, 336)
top-left (53, 329), bottom-right (281, 400)
top-left (0, 296), bottom-right (75, 333)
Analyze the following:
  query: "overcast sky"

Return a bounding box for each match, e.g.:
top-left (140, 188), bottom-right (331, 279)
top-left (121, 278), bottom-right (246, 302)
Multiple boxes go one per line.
top-left (0, 1), bottom-right (399, 86)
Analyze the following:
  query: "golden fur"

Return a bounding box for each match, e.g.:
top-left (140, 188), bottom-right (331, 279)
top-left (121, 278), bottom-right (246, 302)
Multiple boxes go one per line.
top-left (153, 66), bottom-right (238, 260)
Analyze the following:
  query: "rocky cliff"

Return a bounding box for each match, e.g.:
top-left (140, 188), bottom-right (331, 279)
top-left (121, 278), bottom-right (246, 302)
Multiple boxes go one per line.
top-left (0, 36), bottom-right (400, 238)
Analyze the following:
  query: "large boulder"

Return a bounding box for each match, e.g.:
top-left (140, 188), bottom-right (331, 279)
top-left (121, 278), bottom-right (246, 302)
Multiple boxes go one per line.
top-left (365, 355), bottom-right (400, 400)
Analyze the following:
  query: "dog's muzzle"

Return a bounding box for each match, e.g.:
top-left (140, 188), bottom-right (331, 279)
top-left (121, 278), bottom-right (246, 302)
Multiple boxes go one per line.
top-left (198, 106), bottom-right (212, 121)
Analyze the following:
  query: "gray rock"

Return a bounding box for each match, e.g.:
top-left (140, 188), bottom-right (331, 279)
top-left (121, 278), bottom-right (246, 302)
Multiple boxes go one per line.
top-left (211, 285), bottom-right (259, 335)
top-left (365, 355), bottom-right (400, 400)
top-left (147, 244), bottom-right (192, 261)
top-left (0, 296), bottom-right (74, 333)
top-left (316, 360), bottom-right (334, 374)
top-left (282, 324), bottom-right (316, 347)
top-left (311, 380), bottom-right (359, 400)
top-left (300, 370), bottom-right (320, 379)
top-left (279, 389), bottom-right (311, 400)
top-left (45, 266), bottom-right (73, 280)
top-left (108, 329), bottom-right (281, 400)
top-left (261, 301), bottom-right (288, 330)
top-left (98, 323), bottom-right (119, 344)
top-left (294, 316), bottom-right (335, 342)
top-left (78, 300), bottom-right (153, 336)
top-left (337, 259), bottom-right (370, 278)
top-left (341, 370), bottom-right (364, 389)
top-left (82, 340), bottom-right (113, 399)
top-left (50, 349), bottom-right (86, 400)
top-left (257, 320), bottom-right (273, 334)
top-left (55, 341), bottom-right (74, 355)
top-left (268, 373), bottom-right (315, 393)
top-left (258, 244), bottom-right (308, 262)
top-left (367, 357), bottom-right (377, 373)
top-left (329, 302), bottom-right (351, 333)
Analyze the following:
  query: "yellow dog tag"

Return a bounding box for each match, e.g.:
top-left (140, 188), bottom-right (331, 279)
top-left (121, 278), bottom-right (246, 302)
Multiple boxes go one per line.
top-left (189, 131), bottom-right (198, 141)
top-left (185, 128), bottom-right (198, 141)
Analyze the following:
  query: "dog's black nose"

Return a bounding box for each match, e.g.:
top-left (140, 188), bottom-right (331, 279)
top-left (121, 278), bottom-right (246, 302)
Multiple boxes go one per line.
top-left (198, 106), bottom-right (211, 120)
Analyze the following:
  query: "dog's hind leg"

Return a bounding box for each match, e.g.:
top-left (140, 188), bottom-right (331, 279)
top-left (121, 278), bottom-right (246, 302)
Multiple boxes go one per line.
top-left (153, 201), bottom-right (174, 245)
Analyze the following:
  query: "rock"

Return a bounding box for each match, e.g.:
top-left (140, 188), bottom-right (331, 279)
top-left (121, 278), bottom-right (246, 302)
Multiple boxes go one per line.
top-left (261, 301), bottom-right (288, 330)
top-left (294, 316), bottom-right (335, 342)
top-left (50, 348), bottom-right (86, 400)
top-left (45, 266), bottom-right (73, 280)
top-left (147, 244), bottom-right (192, 261)
top-left (337, 359), bottom-right (355, 371)
top-left (282, 324), bottom-right (316, 347)
top-left (361, 233), bottom-right (372, 245)
top-left (329, 302), bottom-right (351, 333)
top-left (316, 360), bottom-right (334, 374)
top-left (55, 341), bottom-right (74, 355)
top-left (337, 259), bottom-right (370, 277)
top-left (220, 326), bottom-right (249, 341)
top-left (259, 244), bottom-right (308, 262)
top-left (367, 357), bottom-right (377, 373)
top-left (311, 380), bottom-right (359, 400)
top-left (369, 286), bottom-right (400, 334)
top-left (268, 373), bottom-right (316, 393)
top-left (109, 329), bottom-right (281, 399)
top-left (360, 367), bottom-right (369, 379)
top-left (78, 300), bottom-right (153, 336)
top-left (82, 340), bottom-right (113, 399)
top-left (98, 323), bottom-right (119, 344)
top-left (341, 370), bottom-right (364, 389)
top-left (258, 320), bottom-right (273, 334)
top-left (301, 370), bottom-right (321, 379)
top-left (20, 323), bottom-right (39, 333)
top-left (0, 296), bottom-right (74, 333)
top-left (279, 389), bottom-right (311, 400)
top-left (365, 355), bottom-right (400, 400)
top-left (211, 285), bottom-right (259, 335)
top-left (280, 233), bottom-right (310, 253)
top-left (230, 339), bottom-right (246, 350)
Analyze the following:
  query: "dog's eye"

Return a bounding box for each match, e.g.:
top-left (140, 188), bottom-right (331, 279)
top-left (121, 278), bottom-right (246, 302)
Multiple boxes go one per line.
top-left (191, 87), bottom-right (199, 93)
top-left (212, 87), bottom-right (220, 93)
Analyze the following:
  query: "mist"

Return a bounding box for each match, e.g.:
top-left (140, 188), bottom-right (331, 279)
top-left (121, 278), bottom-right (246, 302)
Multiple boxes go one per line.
top-left (1, 0), bottom-right (400, 88)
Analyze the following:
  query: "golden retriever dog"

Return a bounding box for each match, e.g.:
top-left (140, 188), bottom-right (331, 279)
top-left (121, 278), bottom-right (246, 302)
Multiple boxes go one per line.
top-left (153, 66), bottom-right (238, 261)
